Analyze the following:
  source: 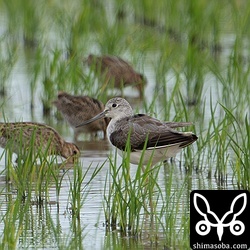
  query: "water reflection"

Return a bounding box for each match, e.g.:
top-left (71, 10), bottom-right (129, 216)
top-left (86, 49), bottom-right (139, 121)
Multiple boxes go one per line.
top-left (76, 139), bottom-right (110, 158)
top-left (0, 6), bottom-right (240, 248)
top-left (0, 145), bottom-right (236, 249)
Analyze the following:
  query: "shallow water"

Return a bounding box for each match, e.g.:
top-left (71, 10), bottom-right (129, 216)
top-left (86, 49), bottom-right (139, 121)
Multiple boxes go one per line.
top-left (0, 3), bottom-right (247, 248)
top-left (0, 137), bottom-right (235, 249)
top-left (0, 49), bottom-right (237, 249)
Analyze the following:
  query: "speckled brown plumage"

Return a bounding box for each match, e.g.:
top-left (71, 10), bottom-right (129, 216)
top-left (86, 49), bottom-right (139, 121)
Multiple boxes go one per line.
top-left (0, 122), bottom-right (80, 163)
top-left (85, 54), bottom-right (147, 98)
top-left (53, 91), bottom-right (109, 141)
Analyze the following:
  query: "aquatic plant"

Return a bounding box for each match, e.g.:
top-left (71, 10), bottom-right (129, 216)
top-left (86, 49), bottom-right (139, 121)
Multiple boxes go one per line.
top-left (0, 0), bottom-right (249, 248)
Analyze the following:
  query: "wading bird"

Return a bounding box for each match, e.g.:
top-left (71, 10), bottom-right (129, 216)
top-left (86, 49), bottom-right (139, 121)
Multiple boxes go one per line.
top-left (53, 91), bottom-right (109, 141)
top-left (85, 54), bottom-right (147, 99)
top-left (0, 122), bottom-right (80, 163)
top-left (76, 97), bottom-right (198, 166)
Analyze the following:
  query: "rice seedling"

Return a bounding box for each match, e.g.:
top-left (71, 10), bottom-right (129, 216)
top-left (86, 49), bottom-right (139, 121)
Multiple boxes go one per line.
top-left (1, 0), bottom-right (20, 39)
top-left (67, 164), bottom-right (85, 219)
top-left (1, 120), bottom-right (79, 206)
top-left (22, 46), bottom-right (44, 110)
top-left (1, 148), bottom-right (62, 248)
top-left (193, 100), bottom-right (229, 181)
top-left (67, 161), bottom-right (105, 219)
top-left (41, 50), bottom-right (63, 116)
top-left (0, 190), bottom-right (25, 249)
top-left (5, 143), bottom-right (57, 205)
top-left (21, 0), bottom-right (43, 48)
top-left (0, 37), bottom-right (17, 96)
top-left (183, 45), bottom-right (207, 106)
top-left (103, 135), bottom-right (164, 238)
top-left (41, 49), bottom-right (95, 117)
top-left (0, 0), bottom-right (249, 249)
top-left (220, 105), bottom-right (250, 190)
top-left (213, 43), bottom-right (250, 120)
top-left (192, 96), bottom-right (216, 174)
top-left (155, 162), bottom-right (187, 248)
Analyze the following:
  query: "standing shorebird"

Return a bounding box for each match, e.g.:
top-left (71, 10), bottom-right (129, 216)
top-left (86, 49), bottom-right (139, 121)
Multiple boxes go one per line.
top-left (0, 122), bottom-right (80, 163)
top-left (85, 54), bottom-right (147, 99)
top-left (76, 97), bottom-right (198, 166)
top-left (53, 91), bottom-right (109, 141)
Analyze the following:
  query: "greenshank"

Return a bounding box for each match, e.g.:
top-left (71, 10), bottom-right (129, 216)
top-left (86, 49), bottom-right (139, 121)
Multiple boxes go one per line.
top-left (76, 97), bottom-right (198, 166)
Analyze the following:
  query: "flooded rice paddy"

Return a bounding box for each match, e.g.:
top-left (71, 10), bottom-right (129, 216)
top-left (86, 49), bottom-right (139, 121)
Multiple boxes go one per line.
top-left (0, 1), bottom-right (249, 249)
top-left (0, 51), bottom-right (239, 249)
top-left (0, 144), bottom-right (229, 249)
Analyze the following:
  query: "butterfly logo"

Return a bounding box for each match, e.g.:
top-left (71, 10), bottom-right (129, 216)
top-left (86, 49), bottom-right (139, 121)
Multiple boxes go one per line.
top-left (193, 193), bottom-right (247, 241)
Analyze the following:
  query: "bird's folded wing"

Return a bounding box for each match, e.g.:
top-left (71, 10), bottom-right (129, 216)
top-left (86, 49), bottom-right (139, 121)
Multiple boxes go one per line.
top-left (142, 131), bottom-right (196, 150)
top-left (109, 115), bottom-right (196, 151)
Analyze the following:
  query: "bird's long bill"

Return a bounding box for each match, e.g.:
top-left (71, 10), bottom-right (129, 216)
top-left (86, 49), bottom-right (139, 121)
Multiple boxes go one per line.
top-left (76, 110), bottom-right (108, 128)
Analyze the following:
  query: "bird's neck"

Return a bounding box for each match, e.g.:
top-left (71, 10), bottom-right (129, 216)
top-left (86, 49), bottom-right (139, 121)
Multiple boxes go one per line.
top-left (107, 115), bottom-right (127, 138)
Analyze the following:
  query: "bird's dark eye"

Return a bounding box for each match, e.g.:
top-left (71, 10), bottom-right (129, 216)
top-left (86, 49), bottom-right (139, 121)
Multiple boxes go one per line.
top-left (112, 103), bottom-right (117, 108)
top-left (73, 150), bottom-right (78, 155)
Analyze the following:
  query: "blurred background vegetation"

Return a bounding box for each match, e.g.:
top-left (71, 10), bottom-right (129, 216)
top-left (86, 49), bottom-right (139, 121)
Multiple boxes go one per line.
top-left (0, 0), bottom-right (249, 248)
